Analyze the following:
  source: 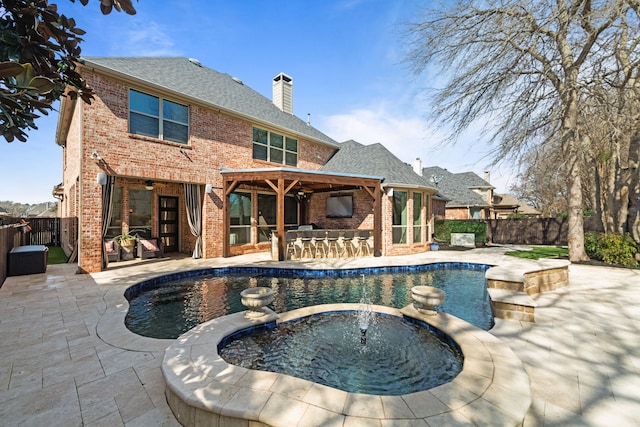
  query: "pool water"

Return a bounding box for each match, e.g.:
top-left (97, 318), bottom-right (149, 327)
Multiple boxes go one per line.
top-left (218, 312), bottom-right (463, 396)
top-left (125, 266), bottom-right (492, 339)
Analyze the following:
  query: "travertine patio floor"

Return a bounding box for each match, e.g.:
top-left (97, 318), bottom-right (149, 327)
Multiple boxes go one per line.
top-left (0, 247), bottom-right (638, 426)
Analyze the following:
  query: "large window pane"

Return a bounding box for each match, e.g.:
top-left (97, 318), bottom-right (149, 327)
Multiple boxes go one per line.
top-left (252, 127), bottom-right (297, 165)
top-left (253, 127), bottom-right (268, 145)
top-left (270, 133), bottom-right (283, 148)
top-left (106, 186), bottom-right (122, 238)
top-left (163, 121), bottom-right (188, 143)
top-left (284, 196), bottom-right (298, 225)
top-left (163, 99), bottom-right (188, 123)
top-left (413, 192), bottom-right (422, 243)
top-left (130, 113), bottom-right (159, 138)
top-left (129, 89), bottom-right (189, 143)
top-left (285, 137), bottom-right (297, 152)
top-left (230, 192), bottom-right (251, 245)
top-left (392, 190), bottom-right (408, 244)
top-left (270, 147), bottom-right (283, 164)
top-left (130, 90), bottom-right (159, 115)
top-left (253, 144), bottom-right (268, 161)
top-left (129, 188), bottom-right (152, 237)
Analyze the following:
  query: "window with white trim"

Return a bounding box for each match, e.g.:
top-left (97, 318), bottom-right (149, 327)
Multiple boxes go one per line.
top-left (129, 89), bottom-right (189, 144)
top-left (252, 127), bottom-right (297, 166)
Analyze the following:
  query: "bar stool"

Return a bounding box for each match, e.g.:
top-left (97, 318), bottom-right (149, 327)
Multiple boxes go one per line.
top-left (285, 231), bottom-right (298, 260)
top-left (326, 230), bottom-right (340, 258)
top-left (300, 230), bottom-right (315, 258)
top-left (341, 230), bottom-right (355, 257)
top-left (357, 230), bottom-right (371, 256)
top-left (314, 230), bottom-right (327, 258)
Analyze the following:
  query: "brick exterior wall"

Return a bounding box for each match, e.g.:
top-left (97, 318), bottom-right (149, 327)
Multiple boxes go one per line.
top-left (59, 68), bottom-right (438, 271)
top-left (61, 69), bottom-right (337, 272)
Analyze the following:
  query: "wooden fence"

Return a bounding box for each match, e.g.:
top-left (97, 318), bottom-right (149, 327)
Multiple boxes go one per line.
top-left (0, 223), bottom-right (29, 286)
top-left (0, 217), bottom-right (61, 246)
top-left (486, 217), bottom-right (603, 245)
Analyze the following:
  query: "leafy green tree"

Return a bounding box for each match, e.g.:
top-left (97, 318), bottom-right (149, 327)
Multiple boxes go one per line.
top-left (0, 0), bottom-right (136, 142)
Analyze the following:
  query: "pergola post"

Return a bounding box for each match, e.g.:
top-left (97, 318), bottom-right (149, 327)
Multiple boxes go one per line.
top-left (277, 178), bottom-right (285, 261)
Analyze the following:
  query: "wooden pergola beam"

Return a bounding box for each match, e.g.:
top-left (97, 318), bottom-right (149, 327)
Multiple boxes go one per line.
top-left (221, 169), bottom-right (384, 260)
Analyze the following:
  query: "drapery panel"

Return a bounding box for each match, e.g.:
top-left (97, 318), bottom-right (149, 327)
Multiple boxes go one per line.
top-left (184, 183), bottom-right (203, 258)
top-left (101, 175), bottom-right (115, 268)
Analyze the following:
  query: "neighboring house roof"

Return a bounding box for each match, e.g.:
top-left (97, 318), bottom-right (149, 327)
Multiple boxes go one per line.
top-left (76, 57), bottom-right (338, 148)
top-left (321, 140), bottom-right (437, 191)
top-left (422, 166), bottom-right (491, 207)
top-left (495, 193), bottom-right (541, 216)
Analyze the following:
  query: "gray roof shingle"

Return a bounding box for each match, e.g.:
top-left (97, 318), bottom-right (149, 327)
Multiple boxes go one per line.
top-left (322, 140), bottom-right (436, 190)
top-left (422, 166), bottom-right (491, 207)
top-left (80, 57), bottom-right (338, 148)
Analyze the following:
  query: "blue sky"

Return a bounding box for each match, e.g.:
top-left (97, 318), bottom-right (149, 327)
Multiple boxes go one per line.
top-left (0, 0), bottom-right (515, 204)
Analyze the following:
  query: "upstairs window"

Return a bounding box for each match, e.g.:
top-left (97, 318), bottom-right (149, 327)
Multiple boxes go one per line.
top-left (129, 89), bottom-right (189, 144)
top-left (252, 127), bottom-right (297, 166)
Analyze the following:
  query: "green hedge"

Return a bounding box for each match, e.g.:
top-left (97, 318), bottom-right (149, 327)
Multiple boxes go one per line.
top-left (434, 220), bottom-right (487, 243)
top-left (584, 232), bottom-right (638, 267)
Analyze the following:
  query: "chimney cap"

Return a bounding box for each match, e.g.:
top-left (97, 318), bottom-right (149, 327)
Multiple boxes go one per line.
top-left (273, 72), bottom-right (292, 83)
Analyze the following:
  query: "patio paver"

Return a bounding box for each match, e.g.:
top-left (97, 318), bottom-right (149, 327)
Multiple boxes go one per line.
top-left (0, 248), bottom-right (638, 426)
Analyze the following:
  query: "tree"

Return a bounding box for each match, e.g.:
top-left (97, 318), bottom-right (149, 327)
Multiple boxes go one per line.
top-left (405, 0), bottom-right (640, 261)
top-left (0, 0), bottom-right (136, 142)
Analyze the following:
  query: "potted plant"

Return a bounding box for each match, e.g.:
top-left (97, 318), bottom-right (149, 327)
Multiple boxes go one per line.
top-left (114, 232), bottom-right (137, 260)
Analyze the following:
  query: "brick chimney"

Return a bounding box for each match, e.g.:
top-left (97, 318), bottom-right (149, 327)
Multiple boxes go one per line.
top-left (273, 73), bottom-right (293, 114)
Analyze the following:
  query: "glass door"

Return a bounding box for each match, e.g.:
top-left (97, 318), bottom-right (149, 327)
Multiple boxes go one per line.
top-left (159, 196), bottom-right (179, 252)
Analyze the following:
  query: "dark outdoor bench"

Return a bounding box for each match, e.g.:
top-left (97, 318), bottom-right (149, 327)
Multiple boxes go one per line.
top-left (8, 245), bottom-right (48, 276)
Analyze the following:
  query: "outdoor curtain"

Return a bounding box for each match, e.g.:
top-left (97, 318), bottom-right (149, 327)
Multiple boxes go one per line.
top-left (184, 183), bottom-right (203, 258)
top-left (101, 174), bottom-right (115, 268)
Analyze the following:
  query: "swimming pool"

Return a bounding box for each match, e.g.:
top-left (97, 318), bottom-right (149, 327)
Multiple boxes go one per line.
top-left (124, 262), bottom-right (492, 339)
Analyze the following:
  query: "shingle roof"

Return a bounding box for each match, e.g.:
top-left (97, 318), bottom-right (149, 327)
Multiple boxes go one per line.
top-left (422, 166), bottom-right (491, 207)
top-left (322, 140), bottom-right (436, 190)
top-left (79, 57), bottom-right (338, 148)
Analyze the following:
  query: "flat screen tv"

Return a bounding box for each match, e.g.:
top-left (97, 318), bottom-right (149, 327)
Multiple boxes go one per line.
top-left (326, 195), bottom-right (353, 218)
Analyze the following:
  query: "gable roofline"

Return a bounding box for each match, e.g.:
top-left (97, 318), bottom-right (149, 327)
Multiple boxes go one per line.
top-left (322, 140), bottom-right (437, 193)
top-left (76, 57), bottom-right (339, 150)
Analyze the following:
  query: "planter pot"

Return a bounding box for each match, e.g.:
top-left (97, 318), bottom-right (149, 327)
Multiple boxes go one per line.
top-left (119, 240), bottom-right (136, 260)
top-left (430, 243), bottom-right (439, 251)
top-left (241, 287), bottom-right (274, 318)
top-left (411, 286), bottom-right (445, 315)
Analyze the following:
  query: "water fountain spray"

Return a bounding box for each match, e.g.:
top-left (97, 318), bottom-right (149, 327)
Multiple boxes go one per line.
top-left (357, 274), bottom-right (373, 345)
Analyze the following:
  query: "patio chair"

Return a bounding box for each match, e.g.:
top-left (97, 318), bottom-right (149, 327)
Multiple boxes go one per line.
top-left (104, 239), bottom-right (120, 262)
top-left (341, 230), bottom-right (356, 257)
top-left (285, 231), bottom-right (298, 260)
top-left (314, 230), bottom-right (327, 258)
top-left (137, 237), bottom-right (164, 259)
top-left (326, 230), bottom-right (340, 258)
top-left (357, 230), bottom-right (371, 256)
top-left (300, 230), bottom-right (315, 258)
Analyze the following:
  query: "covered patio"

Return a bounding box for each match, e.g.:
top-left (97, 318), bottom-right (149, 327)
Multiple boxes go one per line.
top-left (221, 168), bottom-right (384, 260)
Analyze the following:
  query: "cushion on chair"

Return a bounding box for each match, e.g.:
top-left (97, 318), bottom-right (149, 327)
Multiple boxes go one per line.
top-left (105, 240), bottom-right (115, 253)
top-left (141, 239), bottom-right (159, 252)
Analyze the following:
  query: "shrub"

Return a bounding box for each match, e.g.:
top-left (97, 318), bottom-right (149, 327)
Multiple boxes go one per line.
top-left (583, 232), bottom-right (638, 267)
top-left (434, 220), bottom-right (487, 243)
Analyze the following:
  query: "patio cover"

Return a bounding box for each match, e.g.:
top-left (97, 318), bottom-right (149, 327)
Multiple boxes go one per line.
top-left (221, 167), bottom-right (384, 260)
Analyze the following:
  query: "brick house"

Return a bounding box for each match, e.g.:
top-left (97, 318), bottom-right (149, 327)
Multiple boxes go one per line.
top-left (55, 57), bottom-right (437, 273)
top-left (422, 166), bottom-right (494, 220)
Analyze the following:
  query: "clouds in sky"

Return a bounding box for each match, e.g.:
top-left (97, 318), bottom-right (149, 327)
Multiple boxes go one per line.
top-left (0, 1), bottom-right (518, 204)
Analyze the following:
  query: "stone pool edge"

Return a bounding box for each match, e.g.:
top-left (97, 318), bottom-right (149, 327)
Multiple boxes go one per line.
top-left (162, 303), bottom-right (532, 426)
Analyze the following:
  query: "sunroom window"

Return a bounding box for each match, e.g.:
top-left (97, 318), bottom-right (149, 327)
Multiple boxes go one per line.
top-left (129, 89), bottom-right (189, 144)
top-left (252, 127), bottom-right (297, 166)
top-left (392, 190), bottom-right (408, 244)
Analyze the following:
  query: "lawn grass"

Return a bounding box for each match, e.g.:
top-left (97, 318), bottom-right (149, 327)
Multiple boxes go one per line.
top-left (47, 246), bottom-right (68, 264)
top-left (505, 246), bottom-right (568, 260)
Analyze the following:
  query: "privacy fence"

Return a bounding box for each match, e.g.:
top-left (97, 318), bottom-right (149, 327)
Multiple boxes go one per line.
top-left (0, 217), bottom-right (77, 286)
top-left (437, 217), bottom-right (603, 246)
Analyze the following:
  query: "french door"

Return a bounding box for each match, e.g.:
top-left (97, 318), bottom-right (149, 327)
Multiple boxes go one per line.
top-left (159, 196), bottom-right (179, 252)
